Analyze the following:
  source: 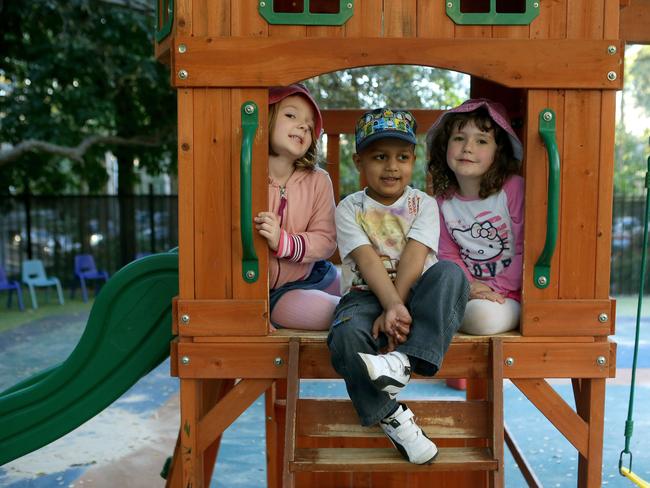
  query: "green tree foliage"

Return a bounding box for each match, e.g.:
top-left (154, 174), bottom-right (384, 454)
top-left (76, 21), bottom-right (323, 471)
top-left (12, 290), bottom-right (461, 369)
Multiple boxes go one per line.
top-left (305, 66), bottom-right (469, 196)
top-left (0, 0), bottom-right (176, 195)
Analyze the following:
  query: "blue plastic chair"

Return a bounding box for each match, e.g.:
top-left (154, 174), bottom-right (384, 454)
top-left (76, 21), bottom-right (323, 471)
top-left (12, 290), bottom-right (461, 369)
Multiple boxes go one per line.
top-left (0, 265), bottom-right (24, 311)
top-left (21, 260), bottom-right (64, 309)
top-left (72, 254), bottom-right (109, 302)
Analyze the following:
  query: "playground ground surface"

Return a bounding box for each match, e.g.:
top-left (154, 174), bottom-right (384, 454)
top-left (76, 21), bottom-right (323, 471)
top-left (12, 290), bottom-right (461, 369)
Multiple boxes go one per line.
top-left (0, 295), bottom-right (649, 488)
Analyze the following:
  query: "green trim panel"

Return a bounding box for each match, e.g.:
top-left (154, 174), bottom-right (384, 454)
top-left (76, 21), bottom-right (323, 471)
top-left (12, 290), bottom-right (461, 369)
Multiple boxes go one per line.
top-left (155, 0), bottom-right (174, 42)
top-left (446, 0), bottom-right (539, 25)
top-left (0, 252), bottom-right (178, 464)
top-left (241, 102), bottom-right (259, 284)
top-left (534, 109), bottom-right (560, 289)
top-left (259, 0), bottom-right (354, 26)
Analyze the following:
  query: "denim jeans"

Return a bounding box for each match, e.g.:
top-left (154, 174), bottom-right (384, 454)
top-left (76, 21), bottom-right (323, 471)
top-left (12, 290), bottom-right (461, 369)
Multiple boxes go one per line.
top-left (327, 261), bottom-right (469, 426)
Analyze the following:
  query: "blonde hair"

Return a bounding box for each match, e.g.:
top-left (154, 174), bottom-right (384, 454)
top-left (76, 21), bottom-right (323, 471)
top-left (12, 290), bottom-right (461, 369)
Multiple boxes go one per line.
top-left (268, 102), bottom-right (319, 171)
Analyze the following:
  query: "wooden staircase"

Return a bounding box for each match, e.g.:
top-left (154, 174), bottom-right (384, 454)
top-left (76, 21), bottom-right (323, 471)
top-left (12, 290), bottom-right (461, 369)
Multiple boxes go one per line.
top-left (273, 337), bottom-right (506, 487)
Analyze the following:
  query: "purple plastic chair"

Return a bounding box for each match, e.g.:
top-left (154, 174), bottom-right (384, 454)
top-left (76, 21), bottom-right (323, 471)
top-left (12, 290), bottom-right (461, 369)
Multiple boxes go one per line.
top-left (72, 254), bottom-right (109, 302)
top-left (0, 265), bottom-right (24, 311)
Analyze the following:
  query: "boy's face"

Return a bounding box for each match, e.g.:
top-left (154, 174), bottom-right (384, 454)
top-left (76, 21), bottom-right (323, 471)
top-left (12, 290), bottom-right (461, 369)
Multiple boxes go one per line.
top-left (353, 138), bottom-right (415, 206)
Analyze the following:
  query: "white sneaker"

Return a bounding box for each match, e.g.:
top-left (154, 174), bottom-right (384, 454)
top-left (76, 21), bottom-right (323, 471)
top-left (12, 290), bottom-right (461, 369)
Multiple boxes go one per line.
top-left (358, 351), bottom-right (411, 398)
top-left (381, 403), bottom-right (438, 465)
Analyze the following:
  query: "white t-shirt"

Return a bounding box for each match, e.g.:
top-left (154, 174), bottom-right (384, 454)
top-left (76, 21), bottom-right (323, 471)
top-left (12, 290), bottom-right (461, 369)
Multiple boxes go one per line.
top-left (336, 186), bottom-right (440, 296)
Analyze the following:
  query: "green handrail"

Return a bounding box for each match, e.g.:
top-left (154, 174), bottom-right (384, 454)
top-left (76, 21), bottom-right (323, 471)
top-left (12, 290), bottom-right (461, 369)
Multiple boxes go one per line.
top-left (240, 101), bottom-right (259, 283)
top-left (534, 108), bottom-right (560, 289)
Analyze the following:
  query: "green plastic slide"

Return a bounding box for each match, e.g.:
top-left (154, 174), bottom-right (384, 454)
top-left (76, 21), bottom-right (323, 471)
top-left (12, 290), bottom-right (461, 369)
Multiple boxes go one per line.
top-left (0, 252), bottom-right (178, 465)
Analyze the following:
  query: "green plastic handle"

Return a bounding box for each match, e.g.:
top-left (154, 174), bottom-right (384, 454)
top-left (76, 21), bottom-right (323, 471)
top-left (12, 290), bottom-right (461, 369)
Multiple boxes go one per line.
top-left (240, 101), bottom-right (259, 283)
top-left (534, 108), bottom-right (561, 289)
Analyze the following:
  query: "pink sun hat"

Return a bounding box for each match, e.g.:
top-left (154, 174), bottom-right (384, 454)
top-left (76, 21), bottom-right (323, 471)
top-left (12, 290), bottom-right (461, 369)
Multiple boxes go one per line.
top-left (268, 84), bottom-right (323, 139)
top-left (427, 98), bottom-right (523, 162)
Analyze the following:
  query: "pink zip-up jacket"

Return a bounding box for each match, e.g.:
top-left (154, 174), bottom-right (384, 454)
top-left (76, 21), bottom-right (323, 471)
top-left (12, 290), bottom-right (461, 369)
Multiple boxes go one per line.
top-left (268, 167), bottom-right (337, 289)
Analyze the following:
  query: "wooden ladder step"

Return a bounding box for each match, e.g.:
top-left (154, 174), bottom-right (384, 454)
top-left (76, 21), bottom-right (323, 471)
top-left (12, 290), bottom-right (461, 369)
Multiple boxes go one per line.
top-left (291, 447), bottom-right (498, 472)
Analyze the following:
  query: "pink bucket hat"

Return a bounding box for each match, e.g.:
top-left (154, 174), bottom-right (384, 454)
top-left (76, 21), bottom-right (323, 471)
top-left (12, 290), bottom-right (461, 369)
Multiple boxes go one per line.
top-left (269, 84), bottom-right (323, 139)
top-left (427, 98), bottom-right (523, 162)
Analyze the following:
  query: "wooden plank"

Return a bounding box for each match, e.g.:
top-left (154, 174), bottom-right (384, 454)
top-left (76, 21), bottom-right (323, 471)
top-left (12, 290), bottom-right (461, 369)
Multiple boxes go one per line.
top-left (171, 37), bottom-right (623, 90)
top-left (620, 0), bottom-right (650, 43)
top-left (489, 339), bottom-right (504, 487)
top-left (345, 0), bottom-right (382, 37)
top-left (177, 342), bottom-right (289, 378)
top-left (192, 0), bottom-right (229, 37)
top-left (265, 385), bottom-right (281, 488)
top-left (595, 92), bottom-right (617, 299)
top-left (417, 0), bottom-right (454, 39)
top-left (177, 89), bottom-right (194, 300)
top-left (322, 109), bottom-right (444, 134)
top-left (521, 90), bottom-right (557, 303)
top-left (230, 88), bottom-right (270, 305)
top-left (513, 378), bottom-right (589, 456)
top-left (604, 0), bottom-right (620, 40)
top-left (504, 423), bottom-right (542, 488)
top-left (197, 378), bottom-right (270, 453)
top-left (231, 0), bottom-right (268, 37)
top-left (180, 379), bottom-right (202, 488)
top-left (282, 339), bottom-right (300, 488)
top-left (201, 379), bottom-right (234, 483)
top-left (558, 91), bottom-right (601, 299)
top-left (176, 299), bottom-right (267, 336)
top-left (193, 89), bottom-right (233, 299)
top-left (326, 135), bottom-right (341, 204)
top-left (521, 299), bottom-right (613, 336)
top-left (175, 0), bottom-right (192, 37)
top-left (575, 378), bottom-right (607, 487)
top-left (290, 447), bottom-right (497, 472)
top-left (296, 399), bottom-right (490, 439)
top-left (384, 0), bottom-right (417, 38)
top-left (502, 342), bottom-right (613, 378)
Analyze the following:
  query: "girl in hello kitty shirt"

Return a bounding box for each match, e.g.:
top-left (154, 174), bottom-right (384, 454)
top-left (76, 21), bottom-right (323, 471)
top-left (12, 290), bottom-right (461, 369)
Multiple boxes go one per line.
top-left (426, 99), bottom-right (524, 335)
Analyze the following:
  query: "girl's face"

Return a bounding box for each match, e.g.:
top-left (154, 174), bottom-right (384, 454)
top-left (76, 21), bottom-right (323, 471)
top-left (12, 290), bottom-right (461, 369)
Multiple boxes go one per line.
top-left (270, 95), bottom-right (315, 162)
top-left (446, 119), bottom-right (497, 184)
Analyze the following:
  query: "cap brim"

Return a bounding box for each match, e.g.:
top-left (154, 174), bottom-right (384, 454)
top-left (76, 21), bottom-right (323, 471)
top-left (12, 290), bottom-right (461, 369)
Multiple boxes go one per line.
top-left (356, 131), bottom-right (417, 153)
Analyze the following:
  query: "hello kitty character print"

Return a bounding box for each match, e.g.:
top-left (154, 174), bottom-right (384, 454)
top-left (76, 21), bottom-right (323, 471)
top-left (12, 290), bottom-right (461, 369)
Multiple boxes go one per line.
top-left (437, 175), bottom-right (524, 301)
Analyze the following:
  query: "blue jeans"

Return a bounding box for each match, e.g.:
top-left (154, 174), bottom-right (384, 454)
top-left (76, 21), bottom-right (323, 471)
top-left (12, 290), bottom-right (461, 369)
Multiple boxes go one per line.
top-left (327, 261), bottom-right (469, 426)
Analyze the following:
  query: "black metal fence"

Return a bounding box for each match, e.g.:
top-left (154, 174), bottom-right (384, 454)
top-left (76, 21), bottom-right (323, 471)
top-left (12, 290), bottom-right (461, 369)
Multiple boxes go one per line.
top-left (1, 193), bottom-right (649, 295)
top-left (0, 193), bottom-right (178, 288)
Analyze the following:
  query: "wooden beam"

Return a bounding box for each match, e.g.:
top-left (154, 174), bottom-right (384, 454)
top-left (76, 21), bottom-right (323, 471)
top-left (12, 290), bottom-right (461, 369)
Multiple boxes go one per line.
top-left (172, 37), bottom-right (623, 90)
top-left (620, 0), bottom-right (650, 44)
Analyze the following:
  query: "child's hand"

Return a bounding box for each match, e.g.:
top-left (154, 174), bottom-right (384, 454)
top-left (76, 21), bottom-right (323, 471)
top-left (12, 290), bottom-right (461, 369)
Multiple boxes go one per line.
top-left (254, 212), bottom-right (281, 251)
top-left (469, 281), bottom-right (506, 304)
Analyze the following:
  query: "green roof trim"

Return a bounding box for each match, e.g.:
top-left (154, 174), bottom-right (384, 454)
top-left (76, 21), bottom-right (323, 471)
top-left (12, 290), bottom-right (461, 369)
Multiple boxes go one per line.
top-left (259, 0), bottom-right (354, 26)
top-left (446, 0), bottom-right (539, 26)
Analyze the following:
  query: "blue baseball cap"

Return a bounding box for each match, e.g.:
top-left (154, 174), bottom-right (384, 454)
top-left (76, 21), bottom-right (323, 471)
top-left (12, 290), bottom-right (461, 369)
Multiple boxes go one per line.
top-left (355, 108), bottom-right (417, 153)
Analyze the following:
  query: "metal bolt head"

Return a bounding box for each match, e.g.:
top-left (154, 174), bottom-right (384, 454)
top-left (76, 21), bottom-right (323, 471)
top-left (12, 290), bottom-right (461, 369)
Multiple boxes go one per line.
top-left (260, 1), bottom-right (265, 7)
top-left (178, 69), bottom-right (188, 80)
top-left (447, 2), bottom-right (453, 8)
top-left (274, 357), bottom-right (284, 367)
top-left (533, 2), bottom-right (539, 7)
top-left (607, 45), bottom-right (617, 55)
top-left (181, 356), bottom-right (190, 365)
top-left (347, 2), bottom-right (352, 8)
top-left (244, 104), bottom-right (255, 115)
top-left (542, 111), bottom-right (553, 122)
top-left (607, 71), bottom-right (617, 81)
top-left (596, 356), bottom-right (607, 366)
top-left (178, 44), bottom-right (187, 54)
top-left (537, 276), bottom-right (548, 286)
top-left (180, 314), bottom-right (190, 324)
top-left (246, 269), bottom-right (256, 280)
top-left (598, 313), bottom-right (609, 323)
top-left (505, 357), bottom-right (515, 367)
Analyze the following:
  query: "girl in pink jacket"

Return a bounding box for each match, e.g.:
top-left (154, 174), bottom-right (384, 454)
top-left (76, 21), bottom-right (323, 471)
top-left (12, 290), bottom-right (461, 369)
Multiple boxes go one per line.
top-left (254, 84), bottom-right (340, 330)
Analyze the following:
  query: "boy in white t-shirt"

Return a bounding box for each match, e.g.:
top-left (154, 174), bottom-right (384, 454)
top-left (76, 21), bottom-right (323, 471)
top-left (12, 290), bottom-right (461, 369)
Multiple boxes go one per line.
top-left (328, 108), bottom-right (469, 465)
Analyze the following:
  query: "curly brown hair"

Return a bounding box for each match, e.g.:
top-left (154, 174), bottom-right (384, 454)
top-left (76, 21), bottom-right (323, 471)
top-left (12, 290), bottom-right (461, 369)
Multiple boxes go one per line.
top-left (427, 108), bottom-right (519, 199)
top-left (268, 101), bottom-right (319, 171)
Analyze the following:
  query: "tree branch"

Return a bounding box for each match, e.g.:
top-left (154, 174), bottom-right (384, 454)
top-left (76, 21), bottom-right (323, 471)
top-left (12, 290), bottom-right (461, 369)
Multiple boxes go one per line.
top-left (0, 133), bottom-right (165, 167)
top-left (96, 0), bottom-right (154, 14)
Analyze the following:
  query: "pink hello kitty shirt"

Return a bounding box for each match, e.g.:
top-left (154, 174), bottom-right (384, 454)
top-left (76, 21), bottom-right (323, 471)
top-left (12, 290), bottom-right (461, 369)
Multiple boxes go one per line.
top-left (436, 175), bottom-right (524, 302)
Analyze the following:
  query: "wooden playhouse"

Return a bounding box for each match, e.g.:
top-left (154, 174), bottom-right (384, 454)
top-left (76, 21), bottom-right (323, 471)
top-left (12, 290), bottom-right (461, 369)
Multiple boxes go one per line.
top-left (153, 1), bottom-right (650, 486)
